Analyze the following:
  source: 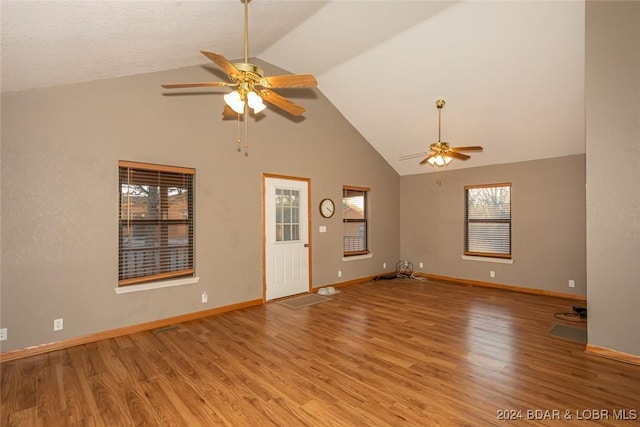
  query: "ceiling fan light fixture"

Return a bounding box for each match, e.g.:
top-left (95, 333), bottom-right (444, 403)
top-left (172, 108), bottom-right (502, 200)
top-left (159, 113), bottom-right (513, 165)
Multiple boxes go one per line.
top-left (399, 99), bottom-right (482, 174)
top-left (224, 90), bottom-right (245, 114)
top-left (247, 90), bottom-right (266, 113)
top-left (427, 155), bottom-right (452, 167)
top-left (161, 0), bottom-right (318, 156)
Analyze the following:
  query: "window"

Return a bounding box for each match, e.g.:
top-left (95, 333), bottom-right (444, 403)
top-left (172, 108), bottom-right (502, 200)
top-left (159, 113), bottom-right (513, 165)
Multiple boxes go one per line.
top-left (464, 183), bottom-right (511, 259)
top-left (343, 186), bottom-right (370, 256)
top-left (119, 161), bottom-right (195, 286)
top-left (275, 188), bottom-right (300, 242)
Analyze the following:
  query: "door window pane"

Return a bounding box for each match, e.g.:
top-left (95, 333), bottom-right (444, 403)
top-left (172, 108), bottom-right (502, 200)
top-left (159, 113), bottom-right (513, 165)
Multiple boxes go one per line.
top-left (275, 188), bottom-right (300, 242)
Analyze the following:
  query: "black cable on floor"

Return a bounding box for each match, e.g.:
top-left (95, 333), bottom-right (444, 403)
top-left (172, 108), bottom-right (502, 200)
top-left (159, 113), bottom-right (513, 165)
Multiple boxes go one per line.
top-left (554, 312), bottom-right (586, 323)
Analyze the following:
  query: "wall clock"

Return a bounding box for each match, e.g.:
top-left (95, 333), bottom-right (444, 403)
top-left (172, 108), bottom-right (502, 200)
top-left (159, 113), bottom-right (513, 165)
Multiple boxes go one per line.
top-left (319, 198), bottom-right (335, 218)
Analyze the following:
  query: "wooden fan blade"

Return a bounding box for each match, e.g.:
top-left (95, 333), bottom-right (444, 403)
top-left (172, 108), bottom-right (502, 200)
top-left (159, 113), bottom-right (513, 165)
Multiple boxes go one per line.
top-left (200, 51), bottom-right (240, 76)
top-left (161, 82), bottom-right (229, 89)
top-left (399, 151), bottom-right (430, 161)
top-left (450, 146), bottom-right (483, 151)
top-left (259, 90), bottom-right (305, 116)
top-left (419, 154), bottom-right (435, 165)
top-left (260, 74), bottom-right (318, 88)
top-left (447, 151), bottom-right (470, 160)
top-left (221, 104), bottom-right (237, 119)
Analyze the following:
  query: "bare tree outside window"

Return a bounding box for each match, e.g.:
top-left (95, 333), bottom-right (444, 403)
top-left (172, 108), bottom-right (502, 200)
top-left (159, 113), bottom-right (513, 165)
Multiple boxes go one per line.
top-left (465, 183), bottom-right (511, 258)
top-left (119, 161), bottom-right (195, 286)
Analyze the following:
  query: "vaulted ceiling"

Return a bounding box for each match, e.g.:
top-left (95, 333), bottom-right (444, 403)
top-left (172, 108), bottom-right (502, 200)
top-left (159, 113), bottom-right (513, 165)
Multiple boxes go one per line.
top-left (1, 0), bottom-right (586, 176)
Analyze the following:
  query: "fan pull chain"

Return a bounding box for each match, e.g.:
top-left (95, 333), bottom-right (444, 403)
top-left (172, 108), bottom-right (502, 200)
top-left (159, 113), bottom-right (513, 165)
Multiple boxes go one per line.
top-left (236, 112), bottom-right (244, 155)
top-left (234, 107), bottom-right (250, 156)
top-left (244, 106), bottom-right (249, 156)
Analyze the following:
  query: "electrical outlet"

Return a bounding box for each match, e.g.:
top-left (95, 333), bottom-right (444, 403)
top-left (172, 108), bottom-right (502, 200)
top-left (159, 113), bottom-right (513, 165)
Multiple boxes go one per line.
top-left (569, 280), bottom-right (575, 288)
top-left (338, 270), bottom-right (343, 278)
top-left (490, 271), bottom-right (496, 278)
top-left (419, 262), bottom-right (424, 269)
top-left (0, 328), bottom-right (7, 342)
top-left (383, 263), bottom-right (387, 269)
top-left (53, 318), bottom-right (64, 331)
top-left (201, 291), bottom-right (208, 303)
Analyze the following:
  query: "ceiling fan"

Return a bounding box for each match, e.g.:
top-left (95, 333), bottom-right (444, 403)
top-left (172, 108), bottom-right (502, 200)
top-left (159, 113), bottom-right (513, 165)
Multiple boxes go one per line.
top-left (400, 99), bottom-right (483, 167)
top-left (161, 0), bottom-right (318, 118)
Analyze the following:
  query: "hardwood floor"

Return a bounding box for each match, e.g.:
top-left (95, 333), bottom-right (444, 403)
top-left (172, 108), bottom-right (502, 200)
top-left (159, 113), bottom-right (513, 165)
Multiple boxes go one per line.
top-left (1, 278), bottom-right (638, 426)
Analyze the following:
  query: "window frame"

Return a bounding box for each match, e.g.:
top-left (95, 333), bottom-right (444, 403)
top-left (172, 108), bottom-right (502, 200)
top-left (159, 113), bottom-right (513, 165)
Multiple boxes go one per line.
top-left (464, 182), bottom-right (512, 260)
top-left (342, 185), bottom-right (370, 257)
top-left (118, 160), bottom-right (195, 286)
top-left (275, 187), bottom-right (301, 243)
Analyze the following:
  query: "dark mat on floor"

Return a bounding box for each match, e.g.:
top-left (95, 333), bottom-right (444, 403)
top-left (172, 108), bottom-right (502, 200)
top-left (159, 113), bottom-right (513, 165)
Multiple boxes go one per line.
top-left (277, 293), bottom-right (329, 309)
top-left (549, 324), bottom-right (587, 344)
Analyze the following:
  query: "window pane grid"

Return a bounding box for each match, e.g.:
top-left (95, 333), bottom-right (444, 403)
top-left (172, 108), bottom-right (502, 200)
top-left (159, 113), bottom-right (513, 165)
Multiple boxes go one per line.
top-left (275, 188), bottom-right (300, 242)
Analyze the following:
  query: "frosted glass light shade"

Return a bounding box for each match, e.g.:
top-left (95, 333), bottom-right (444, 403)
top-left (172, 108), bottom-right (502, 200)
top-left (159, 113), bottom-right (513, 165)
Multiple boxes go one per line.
top-left (224, 91), bottom-right (245, 114)
top-left (427, 155), bottom-right (452, 167)
top-left (247, 91), bottom-right (266, 113)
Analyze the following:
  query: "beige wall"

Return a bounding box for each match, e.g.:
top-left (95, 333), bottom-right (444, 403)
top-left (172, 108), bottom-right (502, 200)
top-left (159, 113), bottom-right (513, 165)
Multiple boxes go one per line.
top-left (4, 1), bottom-right (638, 358)
top-left (586, 1), bottom-right (640, 356)
top-left (0, 59), bottom-right (400, 352)
top-left (400, 155), bottom-right (587, 296)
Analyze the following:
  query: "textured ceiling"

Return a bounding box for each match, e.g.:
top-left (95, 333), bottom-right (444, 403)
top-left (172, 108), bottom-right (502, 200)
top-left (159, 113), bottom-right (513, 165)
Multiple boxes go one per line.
top-left (1, 0), bottom-right (586, 176)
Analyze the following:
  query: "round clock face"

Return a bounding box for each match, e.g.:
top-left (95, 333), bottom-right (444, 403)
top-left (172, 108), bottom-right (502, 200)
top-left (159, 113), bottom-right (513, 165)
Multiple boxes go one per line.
top-left (319, 198), bottom-right (335, 218)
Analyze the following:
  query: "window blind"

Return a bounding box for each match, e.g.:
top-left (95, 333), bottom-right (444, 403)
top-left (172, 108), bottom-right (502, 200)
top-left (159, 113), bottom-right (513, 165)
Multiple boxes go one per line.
top-left (343, 186), bottom-right (369, 256)
top-left (118, 161), bottom-right (195, 286)
top-left (464, 183), bottom-right (511, 259)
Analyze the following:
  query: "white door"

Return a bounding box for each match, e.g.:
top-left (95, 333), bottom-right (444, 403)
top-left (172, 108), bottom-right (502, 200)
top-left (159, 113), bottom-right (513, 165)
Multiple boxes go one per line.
top-left (264, 177), bottom-right (310, 300)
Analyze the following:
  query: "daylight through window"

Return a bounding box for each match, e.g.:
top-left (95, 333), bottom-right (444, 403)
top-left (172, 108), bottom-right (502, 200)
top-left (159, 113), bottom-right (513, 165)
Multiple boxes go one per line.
top-left (118, 161), bottom-right (195, 286)
top-left (343, 186), bottom-right (370, 256)
top-left (464, 183), bottom-right (511, 259)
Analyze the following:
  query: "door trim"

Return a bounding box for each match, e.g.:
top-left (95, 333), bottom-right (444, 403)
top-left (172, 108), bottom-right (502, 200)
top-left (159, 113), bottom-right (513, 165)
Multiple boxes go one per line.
top-left (262, 173), bottom-right (313, 301)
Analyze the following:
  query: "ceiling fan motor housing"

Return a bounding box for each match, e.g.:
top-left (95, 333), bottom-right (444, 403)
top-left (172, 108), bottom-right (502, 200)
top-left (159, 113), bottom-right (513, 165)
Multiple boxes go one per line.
top-left (160, 0), bottom-right (318, 117)
top-left (233, 62), bottom-right (264, 80)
